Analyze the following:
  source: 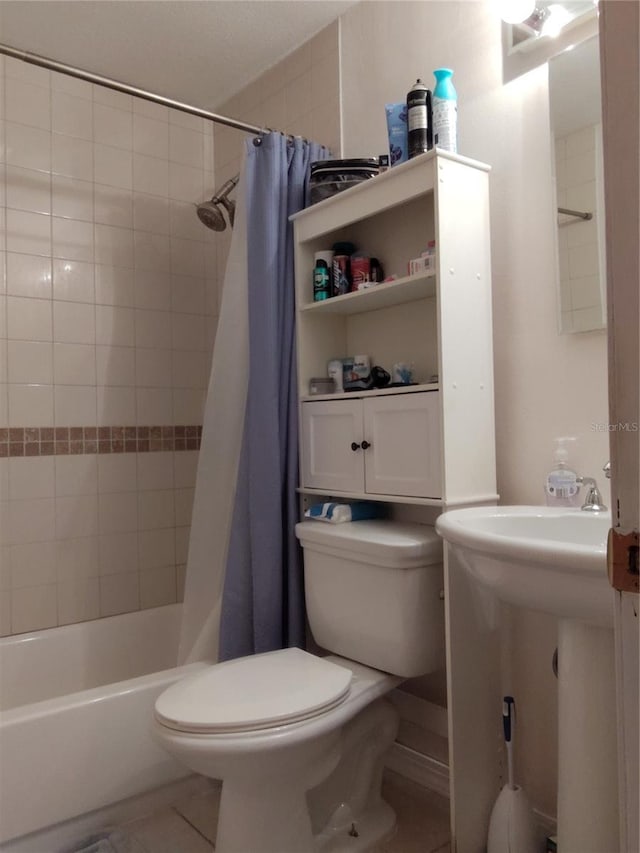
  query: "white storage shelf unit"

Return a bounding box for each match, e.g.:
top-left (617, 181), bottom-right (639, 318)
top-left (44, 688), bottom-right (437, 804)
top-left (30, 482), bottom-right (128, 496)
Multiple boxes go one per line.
top-left (291, 150), bottom-right (497, 508)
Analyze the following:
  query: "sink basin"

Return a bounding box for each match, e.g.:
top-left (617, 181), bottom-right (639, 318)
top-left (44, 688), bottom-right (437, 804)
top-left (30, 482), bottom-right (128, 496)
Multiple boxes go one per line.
top-left (436, 506), bottom-right (613, 626)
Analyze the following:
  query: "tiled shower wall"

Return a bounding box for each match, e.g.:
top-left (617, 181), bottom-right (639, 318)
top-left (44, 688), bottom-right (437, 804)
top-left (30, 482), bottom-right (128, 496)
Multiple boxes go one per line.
top-left (0, 55), bottom-right (219, 635)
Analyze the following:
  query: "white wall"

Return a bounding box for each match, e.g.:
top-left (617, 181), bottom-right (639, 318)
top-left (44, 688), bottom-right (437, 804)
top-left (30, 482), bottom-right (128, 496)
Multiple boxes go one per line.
top-left (339, 0), bottom-right (609, 817)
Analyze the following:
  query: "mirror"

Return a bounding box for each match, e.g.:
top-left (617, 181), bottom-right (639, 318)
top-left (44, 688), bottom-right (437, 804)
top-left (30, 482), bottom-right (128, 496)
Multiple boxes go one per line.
top-left (549, 36), bottom-right (606, 333)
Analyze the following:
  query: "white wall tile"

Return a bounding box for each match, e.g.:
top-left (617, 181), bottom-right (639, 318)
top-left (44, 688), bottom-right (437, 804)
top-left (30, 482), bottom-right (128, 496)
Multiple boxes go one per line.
top-left (136, 388), bottom-right (172, 424)
top-left (138, 489), bottom-right (175, 530)
top-left (9, 456), bottom-right (55, 500)
top-left (99, 571), bottom-right (139, 617)
top-left (174, 487), bottom-right (194, 527)
top-left (52, 134), bottom-right (93, 180)
top-left (174, 450), bottom-right (198, 489)
top-left (93, 104), bottom-right (132, 150)
top-left (5, 120), bottom-right (51, 174)
top-left (96, 345), bottom-right (135, 386)
top-left (133, 193), bottom-right (170, 235)
top-left (172, 312), bottom-right (205, 351)
top-left (56, 493), bottom-right (99, 538)
top-left (93, 86), bottom-right (132, 112)
top-left (137, 452), bottom-right (174, 491)
top-left (133, 114), bottom-right (169, 160)
top-left (134, 230), bottom-right (171, 272)
top-left (52, 91), bottom-right (93, 140)
top-left (96, 304), bottom-right (135, 346)
top-left (97, 454), bottom-right (137, 494)
top-left (133, 153), bottom-right (169, 197)
top-left (6, 497), bottom-right (56, 544)
top-left (98, 491), bottom-right (138, 533)
top-left (57, 577), bottom-right (100, 625)
top-left (135, 308), bottom-right (171, 349)
top-left (175, 525), bottom-right (190, 564)
top-left (97, 385), bottom-right (136, 425)
top-left (173, 388), bottom-right (205, 424)
top-left (53, 300), bottom-right (95, 344)
top-left (133, 99), bottom-right (169, 123)
top-left (5, 296), bottom-right (49, 346)
top-left (5, 166), bottom-right (51, 215)
top-left (51, 71), bottom-right (92, 101)
top-left (10, 541), bottom-right (57, 588)
top-left (8, 383), bottom-right (54, 426)
top-left (136, 348), bottom-right (172, 388)
top-left (135, 269), bottom-right (171, 311)
top-left (171, 274), bottom-right (205, 315)
top-left (169, 125), bottom-right (203, 169)
top-left (95, 265), bottom-right (134, 307)
top-left (170, 201), bottom-right (204, 242)
top-left (94, 144), bottom-right (132, 190)
top-left (138, 527), bottom-right (175, 570)
top-left (6, 210), bottom-right (51, 256)
top-left (169, 162), bottom-right (204, 202)
top-left (170, 238), bottom-right (205, 278)
top-left (6, 253), bottom-right (52, 299)
top-left (54, 385), bottom-right (97, 425)
top-left (11, 584), bottom-right (57, 633)
top-left (98, 531), bottom-right (139, 575)
top-left (52, 216), bottom-right (94, 262)
top-left (94, 184), bottom-right (133, 228)
top-left (56, 543), bottom-right (94, 595)
top-left (55, 454), bottom-right (98, 497)
top-left (52, 175), bottom-right (94, 221)
top-left (169, 109), bottom-right (203, 132)
top-left (53, 342), bottom-right (97, 385)
top-left (140, 564), bottom-right (177, 609)
top-left (7, 340), bottom-right (53, 384)
top-left (95, 223), bottom-right (134, 268)
top-left (52, 258), bottom-right (95, 303)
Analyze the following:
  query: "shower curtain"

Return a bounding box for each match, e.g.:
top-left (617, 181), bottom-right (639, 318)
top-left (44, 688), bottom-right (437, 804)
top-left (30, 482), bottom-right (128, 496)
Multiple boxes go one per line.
top-left (178, 133), bottom-right (328, 665)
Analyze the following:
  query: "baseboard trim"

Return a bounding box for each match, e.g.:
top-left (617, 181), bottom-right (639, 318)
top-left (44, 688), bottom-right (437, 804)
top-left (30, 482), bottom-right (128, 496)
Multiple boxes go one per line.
top-left (386, 742), bottom-right (450, 799)
top-left (385, 744), bottom-right (558, 840)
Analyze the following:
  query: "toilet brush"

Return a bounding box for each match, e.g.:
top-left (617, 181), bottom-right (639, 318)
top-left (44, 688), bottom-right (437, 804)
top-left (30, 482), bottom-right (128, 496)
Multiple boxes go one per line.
top-left (487, 696), bottom-right (539, 853)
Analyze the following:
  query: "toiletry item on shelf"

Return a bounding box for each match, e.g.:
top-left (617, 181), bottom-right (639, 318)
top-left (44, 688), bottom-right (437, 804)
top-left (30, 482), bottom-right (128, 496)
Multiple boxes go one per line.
top-left (344, 354), bottom-right (373, 392)
top-left (304, 501), bottom-right (387, 524)
top-left (313, 259), bottom-right (331, 301)
top-left (308, 158), bottom-right (384, 205)
top-left (308, 377), bottom-right (336, 395)
top-left (331, 241), bottom-right (356, 296)
top-left (385, 103), bottom-right (409, 166)
top-left (408, 241), bottom-right (437, 276)
top-left (433, 68), bottom-right (458, 153)
top-left (313, 250), bottom-right (334, 301)
top-left (392, 362), bottom-right (414, 384)
top-left (327, 359), bottom-right (344, 393)
top-left (406, 79), bottom-right (433, 158)
top-left (351, 256), bottom-right (371, 290)
top-left (370, 366), bottom-right (391, 388)
top-left (370, 258), bottom-right (384, 282)
top-left (545, 437), bottom-right (581, 506)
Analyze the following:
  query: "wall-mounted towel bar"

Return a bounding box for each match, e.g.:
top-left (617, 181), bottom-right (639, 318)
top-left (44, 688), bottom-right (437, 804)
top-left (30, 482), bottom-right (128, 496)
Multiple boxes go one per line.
top-left (558, 206), bottom-right (593, 221)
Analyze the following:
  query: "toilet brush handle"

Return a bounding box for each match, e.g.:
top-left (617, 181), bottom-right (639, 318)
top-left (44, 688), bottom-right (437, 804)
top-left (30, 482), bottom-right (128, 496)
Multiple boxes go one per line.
top-left (502, 696), bottom-right (516, 791)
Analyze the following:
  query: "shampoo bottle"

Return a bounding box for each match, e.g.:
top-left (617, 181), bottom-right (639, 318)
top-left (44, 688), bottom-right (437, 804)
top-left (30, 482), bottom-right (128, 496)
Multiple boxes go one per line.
top-left (545, 437), bottom-right (580, 507)
top-left (432, 68), bottom-right (458, 153)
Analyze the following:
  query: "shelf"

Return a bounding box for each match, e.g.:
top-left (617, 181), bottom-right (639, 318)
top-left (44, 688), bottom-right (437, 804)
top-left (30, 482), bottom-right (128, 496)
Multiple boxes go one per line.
top-left (297, 487), bottom-right (444, 508)
top-left (300, 382), bottom-right (439, 403)
top-left (300, 272), bottom-right (436, 316)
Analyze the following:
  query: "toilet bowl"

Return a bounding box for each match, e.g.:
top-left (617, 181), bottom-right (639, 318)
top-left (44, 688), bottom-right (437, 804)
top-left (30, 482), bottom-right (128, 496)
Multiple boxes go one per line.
top-left (154, 521), bottom-right (444, 853)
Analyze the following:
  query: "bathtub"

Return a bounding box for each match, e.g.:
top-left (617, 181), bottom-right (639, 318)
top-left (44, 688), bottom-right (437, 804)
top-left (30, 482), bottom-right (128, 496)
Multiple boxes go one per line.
top-left (0, 604), bottom-right (210, 845)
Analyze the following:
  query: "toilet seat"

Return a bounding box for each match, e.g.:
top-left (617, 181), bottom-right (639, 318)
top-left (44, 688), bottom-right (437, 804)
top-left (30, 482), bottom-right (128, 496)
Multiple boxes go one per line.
top-left (154, 648), bottom-right (353, 734)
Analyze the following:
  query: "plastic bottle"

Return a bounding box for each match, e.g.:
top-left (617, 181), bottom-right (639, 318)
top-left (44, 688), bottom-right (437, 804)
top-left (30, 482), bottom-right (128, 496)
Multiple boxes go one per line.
top-left (406, 79), bottom-right (432, 159)
top-left (545, 437), bottom-right (581, 506)
top-left (432, 68), bottom-right (458, 153)
top-left (313, 259), bottom-right (331, 301)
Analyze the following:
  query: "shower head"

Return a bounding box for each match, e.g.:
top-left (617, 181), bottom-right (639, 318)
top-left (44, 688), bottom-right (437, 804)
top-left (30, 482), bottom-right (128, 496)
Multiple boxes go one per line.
top-left (197, 175), bottom-right (239, 231)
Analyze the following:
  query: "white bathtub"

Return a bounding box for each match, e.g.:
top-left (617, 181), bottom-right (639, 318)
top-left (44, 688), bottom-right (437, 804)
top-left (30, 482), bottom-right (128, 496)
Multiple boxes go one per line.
top-left (0, 604), bottom-right (209, 844)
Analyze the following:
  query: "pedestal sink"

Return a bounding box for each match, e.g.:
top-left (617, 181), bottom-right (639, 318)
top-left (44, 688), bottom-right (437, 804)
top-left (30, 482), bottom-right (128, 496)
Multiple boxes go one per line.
top-left (436, 506), bottom-right (618, 853)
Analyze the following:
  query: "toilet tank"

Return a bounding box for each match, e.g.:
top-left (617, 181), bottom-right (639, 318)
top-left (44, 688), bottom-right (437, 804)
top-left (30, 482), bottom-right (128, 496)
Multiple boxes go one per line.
top-left (295, 520), bottom-right (444, 678)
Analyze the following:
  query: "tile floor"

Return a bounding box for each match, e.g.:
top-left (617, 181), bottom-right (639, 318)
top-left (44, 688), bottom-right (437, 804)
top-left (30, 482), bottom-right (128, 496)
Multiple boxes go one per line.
top-left (117, 771), bottom-right (450, 853)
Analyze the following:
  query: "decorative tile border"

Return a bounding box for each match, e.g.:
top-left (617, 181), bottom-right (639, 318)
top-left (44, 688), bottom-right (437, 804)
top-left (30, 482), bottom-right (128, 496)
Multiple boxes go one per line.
top-left (0, 426), bottom-right (203, 457)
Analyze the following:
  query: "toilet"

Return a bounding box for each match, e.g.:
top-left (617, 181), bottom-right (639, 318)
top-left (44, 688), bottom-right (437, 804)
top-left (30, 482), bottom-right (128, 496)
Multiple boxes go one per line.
top-left (153, 520), bottom-right (444, 853)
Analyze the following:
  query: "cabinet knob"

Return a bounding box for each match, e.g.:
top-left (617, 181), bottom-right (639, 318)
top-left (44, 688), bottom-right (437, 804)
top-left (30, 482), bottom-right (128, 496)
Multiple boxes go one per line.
top-left (361, 440), bottom-right (371, 450)
top-left (350, 442), bottom-right (361, 451)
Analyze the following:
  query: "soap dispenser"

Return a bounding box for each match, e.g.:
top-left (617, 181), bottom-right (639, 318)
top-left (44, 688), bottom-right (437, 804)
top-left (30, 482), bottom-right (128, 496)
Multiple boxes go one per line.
top-left (545, 437), bottom-right (580, 507)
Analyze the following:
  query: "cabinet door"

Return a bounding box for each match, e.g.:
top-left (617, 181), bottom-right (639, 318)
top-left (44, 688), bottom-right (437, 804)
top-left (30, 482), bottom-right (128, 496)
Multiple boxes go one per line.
top-left (363, 392), bottom-right (442, 498)
top-left (301, 400), bottom-right (365, 493)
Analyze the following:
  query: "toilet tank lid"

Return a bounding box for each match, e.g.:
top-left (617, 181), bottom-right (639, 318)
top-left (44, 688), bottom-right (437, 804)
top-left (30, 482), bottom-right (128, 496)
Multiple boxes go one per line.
top-left (295, 520), bottom-right (442, 568)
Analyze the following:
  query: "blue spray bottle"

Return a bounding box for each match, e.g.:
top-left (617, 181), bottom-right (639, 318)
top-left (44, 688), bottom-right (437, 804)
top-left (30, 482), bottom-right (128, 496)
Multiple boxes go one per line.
top-left (432, 68), bottom-right (457, 153)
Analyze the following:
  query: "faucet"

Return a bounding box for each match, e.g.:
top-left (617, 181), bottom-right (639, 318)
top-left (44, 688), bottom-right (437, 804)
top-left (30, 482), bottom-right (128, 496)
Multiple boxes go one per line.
top-left (579, 476), bottom-right (608, 512)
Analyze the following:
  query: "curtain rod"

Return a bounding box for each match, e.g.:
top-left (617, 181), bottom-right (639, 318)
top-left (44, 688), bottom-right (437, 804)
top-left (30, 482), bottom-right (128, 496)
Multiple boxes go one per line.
top-left (0, 42), bottom-right (268, 137)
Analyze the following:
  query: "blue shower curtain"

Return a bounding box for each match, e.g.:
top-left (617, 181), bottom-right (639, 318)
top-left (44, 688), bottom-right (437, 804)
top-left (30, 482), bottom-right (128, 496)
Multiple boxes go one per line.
top-left (219, 133), bottom-right (328, 660)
